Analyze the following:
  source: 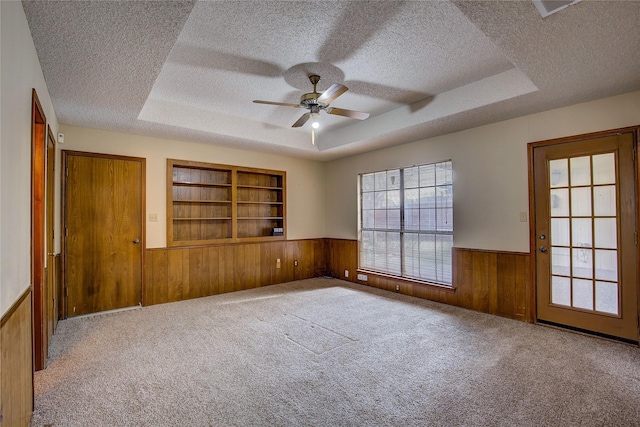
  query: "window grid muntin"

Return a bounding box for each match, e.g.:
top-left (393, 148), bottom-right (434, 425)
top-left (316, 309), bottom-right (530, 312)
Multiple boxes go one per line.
top-left (549, 153), bottom-right (620, 316)
top-left (359, 161), bottom-right (453, 285)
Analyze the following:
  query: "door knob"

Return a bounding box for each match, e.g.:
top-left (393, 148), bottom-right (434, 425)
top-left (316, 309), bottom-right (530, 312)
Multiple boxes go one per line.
top-left (133, 238), bottom-right (140, 244)
top-left (539, 246), bottom-right (547, 253)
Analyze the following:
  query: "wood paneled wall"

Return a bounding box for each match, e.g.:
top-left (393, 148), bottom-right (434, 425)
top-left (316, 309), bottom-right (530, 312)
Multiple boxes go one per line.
top-left (41, 253), bottom-right (61, 372)
top-left (145, 238), bottom-right (530, 321)
top-left (1, 289), bottom-right (33, 426)
top-left (324, 239), bottom-right (531, 322)
top-left (453, 248), bottom-right (530, 321)
top-left (145, 239), bottom-right (325, 306)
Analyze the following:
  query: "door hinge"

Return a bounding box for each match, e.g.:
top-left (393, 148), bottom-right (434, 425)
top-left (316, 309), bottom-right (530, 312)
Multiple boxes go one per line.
top-left (65, 227), bottom-right (68, 237)
top-left (65, 167), bottom-right (69, 178)
top-left (65, 287), bottom-right (68, 297)
top-left (635, 231), bottom-right (637, 246)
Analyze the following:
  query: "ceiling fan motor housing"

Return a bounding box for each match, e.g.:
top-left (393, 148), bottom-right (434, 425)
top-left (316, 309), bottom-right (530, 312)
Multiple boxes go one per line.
top-left (300, 92), bottom-right (326, 109)
top-left (299, 74), bottom-right (326, 109)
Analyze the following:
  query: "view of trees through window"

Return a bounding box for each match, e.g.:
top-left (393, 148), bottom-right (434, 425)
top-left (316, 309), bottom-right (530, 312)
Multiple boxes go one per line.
top-left (359, 160), bottom-right (453, 285)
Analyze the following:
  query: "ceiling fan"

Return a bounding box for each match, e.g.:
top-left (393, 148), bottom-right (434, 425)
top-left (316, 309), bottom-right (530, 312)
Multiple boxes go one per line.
top-left (253, 74), bottom-right (370, 128)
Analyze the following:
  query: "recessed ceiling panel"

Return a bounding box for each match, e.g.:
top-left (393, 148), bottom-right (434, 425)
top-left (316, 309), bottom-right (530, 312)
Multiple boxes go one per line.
top-left (22, 0), bottom-right (640, 160)
top-left (139, 0), bottom-right (519, 150)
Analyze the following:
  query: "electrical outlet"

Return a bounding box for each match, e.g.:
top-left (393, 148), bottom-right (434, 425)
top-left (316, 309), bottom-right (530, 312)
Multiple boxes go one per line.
top-left (294, 260), bottom-right (298, 266)
top-left (357, 273), bottom-right (368, 281)
top-left (276, 258), bottom-right (281, 269)
top-left (149, 213), bottom-right (158, 222)
top-left (519, 212), bottom-right (528, 222)
top-left (344, 269), bottom-right (349, 278)
top-left (395, 284), bottom-right (400, 291)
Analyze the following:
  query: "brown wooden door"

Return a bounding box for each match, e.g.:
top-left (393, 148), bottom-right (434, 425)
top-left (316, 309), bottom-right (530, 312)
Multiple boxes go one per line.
top-left (64, 152), bottom-right (144, 317)
top-left (533, 132), bottom-right (638, 341)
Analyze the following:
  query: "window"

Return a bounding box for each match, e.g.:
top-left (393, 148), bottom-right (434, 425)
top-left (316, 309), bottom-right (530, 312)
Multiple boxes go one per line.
top-left (359, 161), bottom-right (453, 286)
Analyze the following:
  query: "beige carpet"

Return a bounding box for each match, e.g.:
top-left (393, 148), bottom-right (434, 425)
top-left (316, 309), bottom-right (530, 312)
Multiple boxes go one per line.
top-left (32, 278), bottom-right (640, 426)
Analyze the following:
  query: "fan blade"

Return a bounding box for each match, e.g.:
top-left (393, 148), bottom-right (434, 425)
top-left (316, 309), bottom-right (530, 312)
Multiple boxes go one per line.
top-left (253, 100), bottom-right (301, 108)
top-left (292, 112), bottom-right (311, 128)
top-left (326, 107), bottom-right (370, 120)
top-left (317, 83), bottom-right (348, 104)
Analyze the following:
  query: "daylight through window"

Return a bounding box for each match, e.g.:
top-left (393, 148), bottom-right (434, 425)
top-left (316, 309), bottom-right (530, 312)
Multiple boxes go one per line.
top-left (359, 161), bottom-right (453, 285)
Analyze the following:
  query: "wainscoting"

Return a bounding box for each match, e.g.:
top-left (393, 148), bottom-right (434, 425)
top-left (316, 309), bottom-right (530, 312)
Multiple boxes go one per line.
top-left (146, 238), bottom-right (531, 321)
top-left (324, 239), bottom-right (531, 322)
top-left (144, 239), bottom-right (325, 306)
top-left (1, 288), bottom-right (33, 426)
top-left (40, 253), bottom-right (61, 372)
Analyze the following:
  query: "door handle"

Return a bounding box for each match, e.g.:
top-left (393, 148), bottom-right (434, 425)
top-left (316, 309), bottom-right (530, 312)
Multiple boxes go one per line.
top-left (539, 246), bottom-right (547, 253)
top-left (133, 238), bottom-right (140, 244)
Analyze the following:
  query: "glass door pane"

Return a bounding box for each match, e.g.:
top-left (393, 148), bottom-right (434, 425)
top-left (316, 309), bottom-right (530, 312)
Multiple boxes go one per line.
top-left (548, 152), bottom-right (620, 316)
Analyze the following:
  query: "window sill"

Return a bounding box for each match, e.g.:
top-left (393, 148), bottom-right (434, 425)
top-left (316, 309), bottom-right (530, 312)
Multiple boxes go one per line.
top-left (356, 269), bottom-right (456, 293)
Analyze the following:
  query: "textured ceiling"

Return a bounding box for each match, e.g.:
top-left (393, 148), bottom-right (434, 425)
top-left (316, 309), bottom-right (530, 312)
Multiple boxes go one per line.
top-left (22, 1), bottom-right (640, 161)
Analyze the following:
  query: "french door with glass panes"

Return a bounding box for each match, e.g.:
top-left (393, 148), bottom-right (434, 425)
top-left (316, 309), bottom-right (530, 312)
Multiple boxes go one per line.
top-left (533, 131), bottom-right (638, 341)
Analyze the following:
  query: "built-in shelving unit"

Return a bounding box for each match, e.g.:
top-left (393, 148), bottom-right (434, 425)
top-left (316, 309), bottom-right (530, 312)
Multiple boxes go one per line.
top-left (167, 159), bottom-right (286, 246)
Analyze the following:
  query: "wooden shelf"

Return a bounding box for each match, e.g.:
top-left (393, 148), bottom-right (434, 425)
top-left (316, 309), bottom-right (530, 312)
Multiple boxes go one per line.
top-left (236, 201), bottom-right (283, 205)
top-left (173, 217), bottom-right (232, 221)
top-left (236, 185), bottom-right (283, 190)
top-left (174, 200), bottom-right (232, 204)
top-left (167, 159), bottom-right (286, 246)
top-left (237, 217), bottom-right (283, 220)
top-left (173, 181), bottom-right (232, 187)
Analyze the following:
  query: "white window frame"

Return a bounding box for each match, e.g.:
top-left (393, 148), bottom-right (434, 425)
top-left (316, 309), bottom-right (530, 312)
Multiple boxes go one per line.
top-left (358, 160), bottom-right (453, 286)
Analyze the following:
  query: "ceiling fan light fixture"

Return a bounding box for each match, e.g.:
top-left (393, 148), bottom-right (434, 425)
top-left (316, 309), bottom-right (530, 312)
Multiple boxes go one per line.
top-left (310, 111), bottom-right (320, 129)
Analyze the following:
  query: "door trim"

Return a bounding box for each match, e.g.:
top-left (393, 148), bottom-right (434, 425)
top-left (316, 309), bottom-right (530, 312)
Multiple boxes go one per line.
top-left (31, 89), bottom-right (47, 371)
top-left (60, 150), bottom-right (146, 319)
top-left (527, 125), bottom-right (640, 342)
top-left (46, 126), bottom-right (56, 344)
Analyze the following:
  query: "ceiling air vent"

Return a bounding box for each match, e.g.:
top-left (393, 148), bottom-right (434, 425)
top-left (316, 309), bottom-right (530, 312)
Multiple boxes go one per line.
top-left (533, 0), bottom-right (582, 18)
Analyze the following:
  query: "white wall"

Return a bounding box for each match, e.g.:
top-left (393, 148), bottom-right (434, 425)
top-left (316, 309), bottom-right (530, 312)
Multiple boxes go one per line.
top-left (1, 1), bottom-right (58, 316)
top-left (325, 90), bottom-right (640, 253)
top-left (58, 125), bottom-right (327, 248)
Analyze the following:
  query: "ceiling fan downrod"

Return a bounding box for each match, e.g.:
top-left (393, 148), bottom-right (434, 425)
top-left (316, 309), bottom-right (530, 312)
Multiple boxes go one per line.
top-left (308, 74), bottom-right (321, 94)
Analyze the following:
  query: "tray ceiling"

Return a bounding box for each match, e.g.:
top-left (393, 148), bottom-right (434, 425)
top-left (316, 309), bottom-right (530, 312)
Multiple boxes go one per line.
top-left (22, 0), bottom-right (640, 160)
